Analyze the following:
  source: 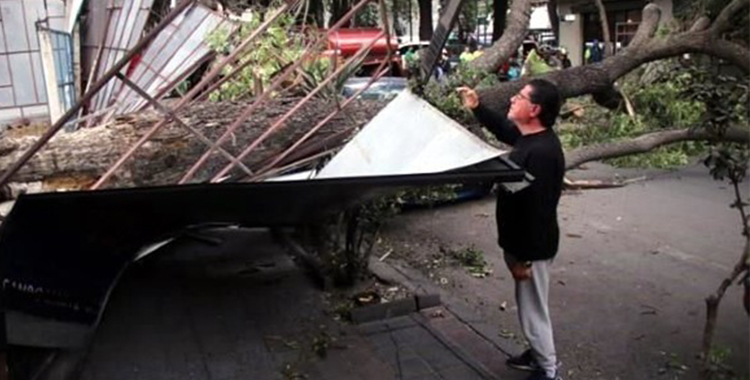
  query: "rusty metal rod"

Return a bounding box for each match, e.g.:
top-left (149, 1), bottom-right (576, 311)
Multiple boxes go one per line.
top-left (194, 51), bottom-right (262, 103)
top-left (83, 0), bottom-right (114, 128)
top-left (209, 30), bottom-right (386, 182)
top-left (134, 52), bottom-right (216, 113)
top-left (250, 0), bottom-right (396, 177)
top-left (115, 72), bottom-right (255, 177)
top-left (90, 0), bottom-right (298, 189)
top-left (0, 0), bottom-right (197, 189)
top-left (178, 0), bottom-right (376, 184)
top-left (251, 148), bottom-right (338, 182)
top-left (253, 66), bottom-right (391, 179)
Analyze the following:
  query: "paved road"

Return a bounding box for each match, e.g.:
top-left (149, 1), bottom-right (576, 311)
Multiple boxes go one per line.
top-left (377, 163), bottom-right (749, 380)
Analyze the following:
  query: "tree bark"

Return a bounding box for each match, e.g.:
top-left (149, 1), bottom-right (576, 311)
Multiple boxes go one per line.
top-left (308, 0), bottom-right (325, 27)
top-left (472, 0), bottom-right (533, 73)
top-left (329, 0), bottom-right (353, 27)
top-left (702, 235), bottom-right (749, 358)
top-left (492, 0), bottom-right (508, 42)
top-left (418, 0), bottom-right (433, 41)
top-left (475, 1), bottom-right (750, 115)
top-left (564, 126), bottom-right (750, 170)
top-left (0, 99), bottom-right (387, 191)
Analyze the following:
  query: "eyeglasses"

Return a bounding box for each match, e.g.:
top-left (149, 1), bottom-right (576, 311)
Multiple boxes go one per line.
top-left (512, 92), bottom-right (532, 103)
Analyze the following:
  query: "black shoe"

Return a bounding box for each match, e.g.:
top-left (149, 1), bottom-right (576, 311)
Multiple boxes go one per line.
top-left (524, 370), bottom-right (562, 380)
top-left (506, 349), bottom-right (541, 372)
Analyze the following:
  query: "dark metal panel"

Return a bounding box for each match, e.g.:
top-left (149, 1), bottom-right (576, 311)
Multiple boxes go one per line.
top-left (0, 158), bottom-right (525, 347)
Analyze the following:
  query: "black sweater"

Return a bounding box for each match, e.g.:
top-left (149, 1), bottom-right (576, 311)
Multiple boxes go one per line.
top-left (474, 104), bottom-right (565, 261)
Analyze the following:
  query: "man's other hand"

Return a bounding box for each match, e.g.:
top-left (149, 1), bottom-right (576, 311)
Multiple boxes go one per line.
top-left (457, 87), bottom-right (479, 110)
top-left (510, 263), bottom-right (532, 281)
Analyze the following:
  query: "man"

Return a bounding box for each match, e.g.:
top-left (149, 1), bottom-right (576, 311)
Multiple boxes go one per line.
top-left (457, 80), bottom-right (565, 380)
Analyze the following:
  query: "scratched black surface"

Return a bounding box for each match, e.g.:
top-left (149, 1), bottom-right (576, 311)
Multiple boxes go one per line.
top-left (0, 158), bottom-right (525, 328)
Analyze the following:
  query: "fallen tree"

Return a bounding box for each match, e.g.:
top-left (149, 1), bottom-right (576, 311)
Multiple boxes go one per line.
top-left (0, 98), bottom-right (385, 193)
top-left (467, 0), bottom-right (750, 169)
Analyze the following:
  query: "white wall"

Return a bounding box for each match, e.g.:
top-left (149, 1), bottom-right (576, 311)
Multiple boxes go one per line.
top-left (557, 3), bottom-right (583, 66)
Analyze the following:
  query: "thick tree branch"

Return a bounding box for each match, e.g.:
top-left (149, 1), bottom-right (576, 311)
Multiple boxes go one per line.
top-left (629, 3), bottom-right (661, 48)
top-left (476, 5), bottom-right (750, 116)
top-left (564, 126), bottom-right (750, 170)
top-left (471, 0), bottom-right (533, 73)
top-left (689, 16), bottom-right (711, 32)
top-left (710, 0), bottom-right (750, 35)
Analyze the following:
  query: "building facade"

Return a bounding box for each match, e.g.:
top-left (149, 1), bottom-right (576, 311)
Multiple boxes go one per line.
top-left (557, 0), bottom-right (673, 66)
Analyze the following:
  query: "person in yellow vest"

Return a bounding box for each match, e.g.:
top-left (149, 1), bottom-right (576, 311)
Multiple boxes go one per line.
top-left (459, 46), bottom-right (475, 63)
top-left (521, 48), bottom-right (553, 77)
top-left (472, 45), bottom-right (485, 60)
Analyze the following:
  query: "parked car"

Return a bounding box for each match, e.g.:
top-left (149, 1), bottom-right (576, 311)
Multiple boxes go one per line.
top-left (341, 76), bottom-right (407, 100)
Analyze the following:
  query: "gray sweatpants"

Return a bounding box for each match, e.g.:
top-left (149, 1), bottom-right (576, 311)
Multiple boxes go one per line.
top-left (504, 253), bottom-right (557, 378)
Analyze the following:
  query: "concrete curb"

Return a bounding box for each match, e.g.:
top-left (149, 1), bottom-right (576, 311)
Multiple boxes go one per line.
top-left (350, 294), bottom-right (442, 324)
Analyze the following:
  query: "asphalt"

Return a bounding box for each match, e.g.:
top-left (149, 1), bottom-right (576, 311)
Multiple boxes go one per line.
top-left (373, 162), bottom-right (750, 380)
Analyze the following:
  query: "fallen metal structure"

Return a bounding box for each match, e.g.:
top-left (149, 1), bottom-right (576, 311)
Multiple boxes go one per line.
top-left (0, 0), bottom-right (519, 373)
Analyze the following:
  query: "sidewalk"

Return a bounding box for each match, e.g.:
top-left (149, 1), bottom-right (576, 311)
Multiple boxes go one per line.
top-left (38, 228), bottom-right (523, 380)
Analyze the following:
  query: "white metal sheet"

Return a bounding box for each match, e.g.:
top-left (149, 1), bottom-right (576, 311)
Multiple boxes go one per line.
top-left (90, 0), bottom-right (155, 112)
top-left (1, 1), bottom-right (30, 53)
top-left (8, 54), bottom-right (36, 106)
top-left (66, 0), bottom-right (85, 33)
top-left (0, 0), bottom-right (65, 126)
top-left (316, 91), bottom-right (505, 179)
top-left (112, 5), bottom-right (234, 114)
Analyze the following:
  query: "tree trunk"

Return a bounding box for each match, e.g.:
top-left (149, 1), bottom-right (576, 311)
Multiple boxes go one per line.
top-left (308, 0), bottom-right (325, 27)
top-left (471, 0), bottom-right (533, 73)
top-left (392, 0), bottom-right (404, 36)
top-left (594, 0), bottom-right (612, 56)
top-left (701, 237), bottom-right (749, 359)
top-left (547, 0), bottom-right (559, 41)
top-left (492, 0), bottom-right (507, 42)
top-left (0, 99), bottom-right (387, 191)
top-left (329, 0), bottom-right (352, 27)
top-left (418, 0), bottom-right (433, 41)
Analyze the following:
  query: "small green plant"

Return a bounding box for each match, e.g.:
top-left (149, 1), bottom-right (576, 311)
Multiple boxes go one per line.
top-left (703, 346), bottom-right (739, 380)
top-left (311, 331), bottom-right (330, 358)
top-left (444, 245), bottom-right (493, 278)
top-left (397, 185), bottom-right (460, 207)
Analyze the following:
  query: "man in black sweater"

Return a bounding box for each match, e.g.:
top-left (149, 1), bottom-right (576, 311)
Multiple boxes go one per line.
top-left (458, 79), bottom-right (564, 380)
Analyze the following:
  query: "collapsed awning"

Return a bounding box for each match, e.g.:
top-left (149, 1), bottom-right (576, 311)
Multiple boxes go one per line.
top-left (0, 88), bottom-right (529, 349)
top-left (0, 160), bottom-right (524, 348)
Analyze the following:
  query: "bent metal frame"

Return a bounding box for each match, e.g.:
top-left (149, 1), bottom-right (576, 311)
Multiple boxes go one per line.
top-left (0, 0), bottom-right (396, 190)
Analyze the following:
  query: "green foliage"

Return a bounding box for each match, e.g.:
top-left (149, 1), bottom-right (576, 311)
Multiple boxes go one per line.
top-left (397, 185), bottom-right (459, 206)
top-left (206, 9), bottom-right (335, 101)
top-left (560, 63), bottom-right (748, 169)
top-left (418, 64), bottom-right (498, 124)
top-left (704, 144), bottom-right (749, 183)
top-left (678, 68), bottom-right (749, 135)
top-left (354, 2), bottom-right (380, 27)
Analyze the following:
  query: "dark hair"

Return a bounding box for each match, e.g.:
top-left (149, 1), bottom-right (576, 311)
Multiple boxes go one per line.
top-left (528, 79), bottom-right (561, 129)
